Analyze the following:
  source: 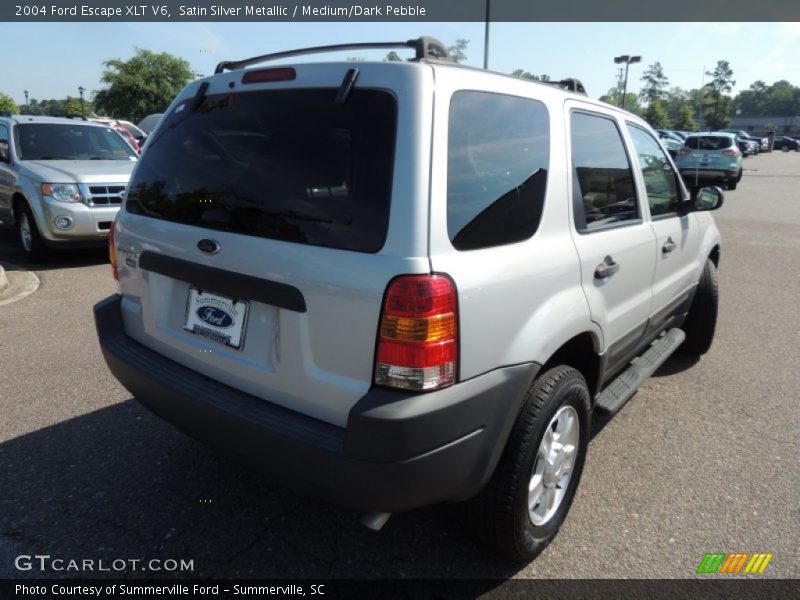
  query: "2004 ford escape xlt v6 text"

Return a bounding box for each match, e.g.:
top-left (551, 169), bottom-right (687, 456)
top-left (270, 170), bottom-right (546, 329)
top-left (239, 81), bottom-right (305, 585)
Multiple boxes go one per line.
top-left (94, 38), bottom-right (723, 562)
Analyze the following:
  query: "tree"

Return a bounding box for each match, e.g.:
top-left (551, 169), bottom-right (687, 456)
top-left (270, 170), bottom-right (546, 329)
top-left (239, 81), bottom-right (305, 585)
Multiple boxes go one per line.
top-left (673, 105), bottom-right (698, 131)
top-left (644, 100), bottom-right (669, 129)
top-left (384, 51), bottom-right (402, 62)
top-left (447, 39), bottom-right (469, 63)
top-left (0, 92), bottom-right (18, 114)
top-left (511, 69), bottom-right (550, 82)
top-left (94, 48), bottom-right (193, 121)
top-left (639, 62), bottom-right (669, 104)
top-left (599, 87), bottom-right (643, 116)
top-left (702, 60), bottom-right (735, 131)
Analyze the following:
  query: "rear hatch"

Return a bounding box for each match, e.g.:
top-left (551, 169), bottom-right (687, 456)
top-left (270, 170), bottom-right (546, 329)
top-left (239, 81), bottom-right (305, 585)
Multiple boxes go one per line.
top-left (678, 135), bottom-right (739, 171)
top-left (114, 63), bottom-right (433, 426)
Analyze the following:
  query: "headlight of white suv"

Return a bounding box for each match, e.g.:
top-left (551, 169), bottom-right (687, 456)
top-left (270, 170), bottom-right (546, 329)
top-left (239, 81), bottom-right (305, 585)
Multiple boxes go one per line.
top-left (41, 183), bottom-right (81, 203)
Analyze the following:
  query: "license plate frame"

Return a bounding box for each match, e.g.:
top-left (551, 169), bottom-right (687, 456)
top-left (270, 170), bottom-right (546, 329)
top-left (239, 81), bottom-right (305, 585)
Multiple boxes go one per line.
top-left (184, 287), bottom-right (250, 350)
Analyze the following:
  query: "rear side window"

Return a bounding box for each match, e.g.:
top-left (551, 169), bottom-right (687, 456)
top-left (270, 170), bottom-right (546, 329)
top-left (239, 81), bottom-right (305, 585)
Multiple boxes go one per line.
top-left (685, 136), bottom-right (733, 151)
top-left (570, 111), bottom-right (639, 231)
top-left (447, 91), bottom-right (549, 251)
top-left (126, 89), bottom-right (397, 253)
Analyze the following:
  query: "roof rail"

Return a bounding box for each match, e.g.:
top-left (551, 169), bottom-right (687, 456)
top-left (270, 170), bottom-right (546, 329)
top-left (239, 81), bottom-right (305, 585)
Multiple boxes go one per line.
top-left (544, 78), bottom-right (587, 95)
top-left (214, 36), bottom-right (451, 74)
top-left (63, 114), bottom-right (89, 120)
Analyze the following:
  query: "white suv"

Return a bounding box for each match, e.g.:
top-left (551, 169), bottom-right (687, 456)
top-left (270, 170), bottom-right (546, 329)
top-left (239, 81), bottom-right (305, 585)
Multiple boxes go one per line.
top-left (94, 37), bottom-right (722, 562)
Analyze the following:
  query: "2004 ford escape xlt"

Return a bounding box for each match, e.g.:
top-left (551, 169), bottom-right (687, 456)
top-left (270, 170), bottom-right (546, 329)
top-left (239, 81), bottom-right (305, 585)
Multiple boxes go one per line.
top-left (94, 37), bottom-right (723, 562)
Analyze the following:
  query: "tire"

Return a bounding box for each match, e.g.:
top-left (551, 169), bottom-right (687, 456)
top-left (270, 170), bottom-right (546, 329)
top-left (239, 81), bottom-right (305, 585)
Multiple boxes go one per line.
top-left (15, 202), bottom-right (49, 262)
top-left (465, 365), bottom-right (591, 563)
top-left (737, 169), bottom-right (743, 182)
top-left (781, 145), bottom-right (789, 152)
top-left (727, 179), bottom-right (737, 190)
top-left (680, 259), bottom-right (718, 356)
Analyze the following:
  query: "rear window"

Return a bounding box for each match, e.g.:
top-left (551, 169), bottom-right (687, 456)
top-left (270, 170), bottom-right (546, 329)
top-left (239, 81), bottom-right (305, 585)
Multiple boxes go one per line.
top-left (685, 136), bottom-right (734, 151)
top-left (447, 91), bottom-right (549, 251)
top-left (126, 88), bottom-right (397, 253)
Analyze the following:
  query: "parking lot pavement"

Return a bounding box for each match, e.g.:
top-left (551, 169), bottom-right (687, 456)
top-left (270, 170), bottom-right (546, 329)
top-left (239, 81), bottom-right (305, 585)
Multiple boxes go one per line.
top-left (0, 151), bottom-right (798, 580)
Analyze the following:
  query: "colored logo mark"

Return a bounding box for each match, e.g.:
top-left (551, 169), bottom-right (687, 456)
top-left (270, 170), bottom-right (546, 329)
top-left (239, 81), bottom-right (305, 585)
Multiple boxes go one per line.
top-left (696, 552), bottom-right (773, 574)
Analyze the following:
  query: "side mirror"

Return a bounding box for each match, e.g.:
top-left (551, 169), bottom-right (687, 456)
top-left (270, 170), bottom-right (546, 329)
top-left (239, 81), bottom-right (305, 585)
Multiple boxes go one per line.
top-left (688, 186), bottom-right (724, 212)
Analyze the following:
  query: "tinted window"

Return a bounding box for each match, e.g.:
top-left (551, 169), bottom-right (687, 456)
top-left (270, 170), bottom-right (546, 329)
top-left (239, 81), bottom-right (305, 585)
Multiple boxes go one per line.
top-left (16, 124), bottom-right (137, 160)
top-left (627, 124), bottom-right (682, 217)
top-left (685, 136), bottom-right (734, 151)
top-left (570, 112), bottom-right (638, 231)
top-left (447, 91), bottom-right (549, 251)
top-left (126, 89), bottom-right (396, 253)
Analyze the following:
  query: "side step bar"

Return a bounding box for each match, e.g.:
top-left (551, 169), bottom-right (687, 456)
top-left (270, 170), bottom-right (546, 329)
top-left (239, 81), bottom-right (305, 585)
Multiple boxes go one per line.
top-left (595, 328), bottom-right (686, 415)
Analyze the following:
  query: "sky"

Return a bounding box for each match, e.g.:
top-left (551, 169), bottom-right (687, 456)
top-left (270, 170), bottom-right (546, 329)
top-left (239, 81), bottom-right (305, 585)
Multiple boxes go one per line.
top-left (1, 21), bottom-right (799, 108)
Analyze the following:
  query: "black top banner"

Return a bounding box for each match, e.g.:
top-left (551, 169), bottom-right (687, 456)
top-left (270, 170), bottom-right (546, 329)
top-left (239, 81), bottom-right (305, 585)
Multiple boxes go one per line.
top-left (4, 0), bottom-right (800, 22)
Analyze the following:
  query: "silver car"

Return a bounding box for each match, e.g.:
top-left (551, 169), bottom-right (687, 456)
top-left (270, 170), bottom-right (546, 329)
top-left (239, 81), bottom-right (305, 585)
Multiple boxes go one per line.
top-left (0, 115), bottom-right (137, 260)
top-left (94, 37), bottom-right (724, 562)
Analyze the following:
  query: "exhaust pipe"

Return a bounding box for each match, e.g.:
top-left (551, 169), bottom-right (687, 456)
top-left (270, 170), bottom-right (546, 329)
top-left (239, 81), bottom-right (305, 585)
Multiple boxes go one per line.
top-left (360, 511), bottom-right (391, 531)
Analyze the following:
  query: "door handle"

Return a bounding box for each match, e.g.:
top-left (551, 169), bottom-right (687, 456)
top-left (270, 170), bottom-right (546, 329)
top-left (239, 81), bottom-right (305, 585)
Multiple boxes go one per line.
top-left (594, 258), bottom-right (620, 279)
top-left (662, 237), bottom-right (677, 254)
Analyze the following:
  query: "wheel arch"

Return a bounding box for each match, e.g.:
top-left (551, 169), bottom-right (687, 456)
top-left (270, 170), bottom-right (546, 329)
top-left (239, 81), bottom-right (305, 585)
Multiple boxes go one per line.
top-left (540, 332), bottom-right (603, 398)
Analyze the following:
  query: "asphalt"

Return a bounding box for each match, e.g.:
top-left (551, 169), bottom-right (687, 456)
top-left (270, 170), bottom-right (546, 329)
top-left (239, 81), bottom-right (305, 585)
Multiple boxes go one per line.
top-left (0, 151), bottom-right (798, 581)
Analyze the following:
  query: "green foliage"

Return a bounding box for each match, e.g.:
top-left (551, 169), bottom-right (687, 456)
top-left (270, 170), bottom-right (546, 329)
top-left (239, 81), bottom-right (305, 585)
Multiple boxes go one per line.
top-left (644, 100), bottom-right (669, 129)
top-left (510, 69), bottom-right (550, 82)
top-left (673, 105), bottom-right (698, 131)
top-left (733, 79), bottom-right (800, 116)
top-left (639, 62), bottom-right (669, 104)
top-left (384, 51), bottom-right (402, 62)
top-left (94, 48), bottom-right (193, 122)
top-left (0, 92), bottom-right (19, 114)
top-left (701, 60), bottom-right (735, 131)
top-left (63, 96), bottom-right (86, 116)
top-left (599, 88), bottom-right (643, 116)
top-left (447, 39), bottom-right (469, 63)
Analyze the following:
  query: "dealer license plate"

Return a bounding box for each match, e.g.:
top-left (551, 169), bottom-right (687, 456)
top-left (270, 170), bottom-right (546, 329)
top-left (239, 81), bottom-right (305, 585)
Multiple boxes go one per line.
top-left (184, 288), bottom-right (249, 349)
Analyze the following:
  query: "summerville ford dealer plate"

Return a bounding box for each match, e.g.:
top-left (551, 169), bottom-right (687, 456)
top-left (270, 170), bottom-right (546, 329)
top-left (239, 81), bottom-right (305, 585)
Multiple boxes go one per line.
top-left (184, 288), bottom-right (249, 350)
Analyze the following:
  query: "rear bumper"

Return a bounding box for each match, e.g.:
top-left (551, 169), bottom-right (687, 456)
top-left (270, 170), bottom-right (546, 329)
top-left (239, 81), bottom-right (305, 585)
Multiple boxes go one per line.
top-left (679, 168), bottom-right (738, 183)
top-left (94, 294), bottom-right (538, 512)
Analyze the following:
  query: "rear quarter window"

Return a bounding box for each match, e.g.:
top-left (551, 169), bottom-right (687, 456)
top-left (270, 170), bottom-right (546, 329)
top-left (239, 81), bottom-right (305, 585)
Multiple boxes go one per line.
top-left (126, 88), bottom-right (397, 253)
top-left (446, 91), bottom-right (550, 251)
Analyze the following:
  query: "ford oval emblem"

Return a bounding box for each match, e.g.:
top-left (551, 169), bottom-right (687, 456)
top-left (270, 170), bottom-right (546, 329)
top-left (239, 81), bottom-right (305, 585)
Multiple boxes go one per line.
top-left (197, 239), bottom-right (220, 254)
top-left (196, 306), bottom-right (234, 328)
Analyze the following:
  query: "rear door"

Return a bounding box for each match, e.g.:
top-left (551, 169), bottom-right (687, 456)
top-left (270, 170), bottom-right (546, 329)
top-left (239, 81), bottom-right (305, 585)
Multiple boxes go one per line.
top-left (114, 63), bottom-right (434, 427)
top-left (566, 105), bottom-right (656, 376)
top-left (625, 122), bottom-right (701, 333)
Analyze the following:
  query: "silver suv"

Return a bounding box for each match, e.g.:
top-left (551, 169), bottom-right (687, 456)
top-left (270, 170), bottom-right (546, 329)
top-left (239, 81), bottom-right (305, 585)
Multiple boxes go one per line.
top-left (94, 38), bottom-right (723, 562)
top-left (0, 115), bottom-right (137, 260)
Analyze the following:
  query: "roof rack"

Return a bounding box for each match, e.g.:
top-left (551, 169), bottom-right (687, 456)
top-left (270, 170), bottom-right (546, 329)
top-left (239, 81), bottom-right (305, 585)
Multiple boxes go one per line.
top-left (63, 114), bottom-right (89, 120)
top-left (543, 78), bottom-right (587, 95)
top-left (214, 36), bottom-right (451, 74)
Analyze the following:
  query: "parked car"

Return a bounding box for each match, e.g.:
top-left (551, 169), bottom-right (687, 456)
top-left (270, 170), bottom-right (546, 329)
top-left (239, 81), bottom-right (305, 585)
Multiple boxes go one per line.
top-left (676, 133), bottom-right (743, 190)
top-left (93, 37), bottom-right (724, 563)
top-left (721, 129), bottom-right (764, 154)
top-left (773, 136), bottom-right (799, 151)
top-left (656, 129), bottom-right (685, 144)
top-left (0, 115), bottom-right (137, 260)
top-left (137, 113), bottom-right (163, 135)
top-left (657, 132), bottom-right (683, 157)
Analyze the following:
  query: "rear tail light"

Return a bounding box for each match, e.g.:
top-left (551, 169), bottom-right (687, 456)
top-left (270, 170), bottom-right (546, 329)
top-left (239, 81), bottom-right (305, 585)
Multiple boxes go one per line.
top-left (678, 147), bottom-right (691, 155)
top-left (109, 219), bottom-right (119, 281)
top-left (375, 274), bottom-right (458, 391)
top-left (722, 147), bottom-right (740, 156)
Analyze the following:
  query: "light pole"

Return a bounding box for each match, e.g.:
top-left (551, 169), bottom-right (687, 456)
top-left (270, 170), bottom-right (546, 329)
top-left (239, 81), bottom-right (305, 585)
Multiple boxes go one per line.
top-left (24, 90), bottom-right (29, 113)
top-left (78, 86), bottom-right (86, 116)
top-left (613, 55), bottom-right (641, 110)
